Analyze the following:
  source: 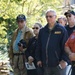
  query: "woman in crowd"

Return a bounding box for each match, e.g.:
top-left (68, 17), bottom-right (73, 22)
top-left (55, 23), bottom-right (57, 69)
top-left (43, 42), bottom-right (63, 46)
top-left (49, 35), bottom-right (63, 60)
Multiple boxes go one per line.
top-left (25, 23), bottom-right (43, 75)
top-left (58, 16), bottom-right (67, 26)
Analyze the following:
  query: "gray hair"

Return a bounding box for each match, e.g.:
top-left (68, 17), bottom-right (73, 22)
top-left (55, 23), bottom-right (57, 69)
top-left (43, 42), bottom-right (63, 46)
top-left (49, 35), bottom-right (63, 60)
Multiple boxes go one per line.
top-left (46, 9), bottom-right (57, 16)
top-left (58, 17), bottom-right (67, 22)
top-left (35, 23), bottom-right (42, 28)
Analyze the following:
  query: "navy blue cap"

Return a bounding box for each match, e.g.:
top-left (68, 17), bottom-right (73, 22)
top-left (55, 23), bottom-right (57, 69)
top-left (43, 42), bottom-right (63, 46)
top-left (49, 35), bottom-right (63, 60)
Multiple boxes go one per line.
top-left (16, 14), bottom-right (26, 21)
top-left (64, 10), bottom-right (75, 16)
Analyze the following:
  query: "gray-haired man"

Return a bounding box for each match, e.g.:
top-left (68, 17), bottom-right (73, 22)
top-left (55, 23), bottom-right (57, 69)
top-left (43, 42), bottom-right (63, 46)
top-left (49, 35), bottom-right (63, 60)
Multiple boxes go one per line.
top-left (36, 9), bottom-right (69, 75)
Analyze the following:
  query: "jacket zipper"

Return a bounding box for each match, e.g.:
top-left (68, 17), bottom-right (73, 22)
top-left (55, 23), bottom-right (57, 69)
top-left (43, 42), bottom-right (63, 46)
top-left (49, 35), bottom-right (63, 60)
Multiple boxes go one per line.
top-left (46, 32), bottom-right (51, 67)
top-left (55, 51), bottom-right (59, 63)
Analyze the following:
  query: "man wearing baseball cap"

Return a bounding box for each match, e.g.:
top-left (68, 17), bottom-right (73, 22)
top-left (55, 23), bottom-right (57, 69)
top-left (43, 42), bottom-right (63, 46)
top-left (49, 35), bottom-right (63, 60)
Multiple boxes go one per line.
top-left (64, 10), bottom-right (75, 37)
top-left (64, 10), bottom-right (75, 75)
top-left (9, 14), bottom-right (34, 75)
top-left (65, 31), bottom-right (75, 75)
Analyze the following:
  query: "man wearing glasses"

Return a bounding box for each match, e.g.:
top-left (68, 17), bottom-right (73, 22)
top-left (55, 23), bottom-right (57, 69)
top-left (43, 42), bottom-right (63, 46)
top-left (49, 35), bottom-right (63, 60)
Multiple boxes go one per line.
top-left (64, 10), bottom-right (75, 37)
top-left (64, 10), bottom-right (75, 75)
top-left (9, 14), bottom-right (34, 75)
top-left (36, 9), bottom-right (69, 75)
top-left (65, 31), bottom-right (75, 75)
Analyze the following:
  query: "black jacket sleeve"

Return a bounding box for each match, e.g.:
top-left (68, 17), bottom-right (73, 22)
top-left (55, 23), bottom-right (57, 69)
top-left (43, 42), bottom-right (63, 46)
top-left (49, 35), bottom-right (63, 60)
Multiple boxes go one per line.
top-left (60, 28), bottom-right (70, 63)
top-left (25, 38), bottom-right (33, 59)
top-left (35, 30), bottom-right (42, 62)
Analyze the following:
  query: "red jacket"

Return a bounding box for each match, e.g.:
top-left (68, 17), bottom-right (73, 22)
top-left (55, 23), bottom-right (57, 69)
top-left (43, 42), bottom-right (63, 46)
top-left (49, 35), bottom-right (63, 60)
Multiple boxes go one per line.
top-left (65, 32), bottom-right (75, 52)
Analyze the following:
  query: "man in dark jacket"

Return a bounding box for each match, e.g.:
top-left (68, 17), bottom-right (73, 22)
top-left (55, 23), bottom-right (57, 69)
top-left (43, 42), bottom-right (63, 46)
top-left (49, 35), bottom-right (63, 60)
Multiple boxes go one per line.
top-left (36, 9), bottom-right (69, 75)
top-left (64, 10), bottom-right (75, 37)
top-left (64, 10), bottom-right (75, 75)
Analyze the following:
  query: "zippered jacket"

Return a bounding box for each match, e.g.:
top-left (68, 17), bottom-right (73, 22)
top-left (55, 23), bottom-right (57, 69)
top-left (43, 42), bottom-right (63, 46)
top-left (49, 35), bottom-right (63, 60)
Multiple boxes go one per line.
top-left (36, 23), bottom-right (69, 67)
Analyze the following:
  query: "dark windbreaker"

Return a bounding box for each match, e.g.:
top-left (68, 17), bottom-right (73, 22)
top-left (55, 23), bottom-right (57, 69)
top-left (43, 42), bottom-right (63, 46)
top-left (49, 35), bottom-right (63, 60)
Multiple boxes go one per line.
top-left (36, 23), bottom-right (69, 67)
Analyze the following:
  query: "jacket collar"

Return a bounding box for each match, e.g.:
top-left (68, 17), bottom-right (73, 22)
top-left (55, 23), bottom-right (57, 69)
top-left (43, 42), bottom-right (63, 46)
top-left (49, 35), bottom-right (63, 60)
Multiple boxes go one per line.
top-left (44, 22), bottom-right (58, 32)
top-left (16, 25), bottom-right (30, 33)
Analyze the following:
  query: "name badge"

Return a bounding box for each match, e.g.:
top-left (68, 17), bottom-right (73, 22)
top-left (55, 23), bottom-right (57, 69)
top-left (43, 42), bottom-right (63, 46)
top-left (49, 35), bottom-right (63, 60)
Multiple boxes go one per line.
top-left (54, 31), bottom-right (61, 34)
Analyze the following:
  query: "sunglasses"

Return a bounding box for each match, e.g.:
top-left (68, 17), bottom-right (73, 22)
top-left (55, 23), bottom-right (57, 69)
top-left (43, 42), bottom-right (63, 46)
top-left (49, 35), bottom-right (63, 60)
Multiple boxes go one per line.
top-left (66, 14), bottom-right (71, 18)
top-left (46, 15), bottom-right (55, 18)
top-left (32, 27), bottom-right (39, 30)
top-left (17, 20), bottom-right (24, 23)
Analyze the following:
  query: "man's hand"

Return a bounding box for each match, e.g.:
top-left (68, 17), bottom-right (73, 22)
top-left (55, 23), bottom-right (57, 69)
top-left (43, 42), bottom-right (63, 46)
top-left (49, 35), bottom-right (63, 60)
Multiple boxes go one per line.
top-left (37, 61), bottom-right (42, 67)
top-left (28, 56), bottom-right (34, 65)
top-left (69, 53), bottom-right (75, 61)
top-left (59, 60), bottom-right (67, 69)
top-left (18, 44), bottom-right (23, 51)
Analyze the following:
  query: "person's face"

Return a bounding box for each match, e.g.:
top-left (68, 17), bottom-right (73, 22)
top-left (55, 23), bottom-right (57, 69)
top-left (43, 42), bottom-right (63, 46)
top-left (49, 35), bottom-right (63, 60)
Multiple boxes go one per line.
top-left (32, 24), bottom-right (41, 35)
top-left (66, 14), bottom-right (75, 24)
top-left (58, 18), bottom-right (66, 26)
top-left (46, 12), bottom-right (57, 24)
top-left (17, 20), bottom-right (26, 29)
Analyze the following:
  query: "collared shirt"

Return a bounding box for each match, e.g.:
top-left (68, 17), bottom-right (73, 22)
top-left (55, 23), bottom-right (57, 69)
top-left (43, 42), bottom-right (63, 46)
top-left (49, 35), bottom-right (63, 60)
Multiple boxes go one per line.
top-left (13, 25), bottom-right (26, 53)
top-left (21, 25), bottom-right (26, 39)
top-left (13, 30), bottom-right (22, 53)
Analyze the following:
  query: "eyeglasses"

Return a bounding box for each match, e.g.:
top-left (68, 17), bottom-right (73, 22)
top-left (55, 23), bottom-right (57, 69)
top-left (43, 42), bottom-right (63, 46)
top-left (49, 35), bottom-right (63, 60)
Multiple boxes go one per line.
top-left (46, 15), bottom-right (55, 18)
top-left (66, 14), bottom-right (71, 18)
top-left (17, 20), bottom-right (24, 23)
top-left (32, 27), bottom-right (39, 30)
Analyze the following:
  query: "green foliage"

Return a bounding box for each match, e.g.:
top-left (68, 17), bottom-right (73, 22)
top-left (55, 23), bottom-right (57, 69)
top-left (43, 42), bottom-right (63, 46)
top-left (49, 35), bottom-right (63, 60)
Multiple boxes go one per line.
top-left (0, 0), bottom-right (63, 57)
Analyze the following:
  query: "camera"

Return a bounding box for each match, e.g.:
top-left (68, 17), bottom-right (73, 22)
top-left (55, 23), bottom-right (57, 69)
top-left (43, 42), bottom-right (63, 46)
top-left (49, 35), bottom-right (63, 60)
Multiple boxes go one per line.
top-left (18, 39), bottom-right (27, 49)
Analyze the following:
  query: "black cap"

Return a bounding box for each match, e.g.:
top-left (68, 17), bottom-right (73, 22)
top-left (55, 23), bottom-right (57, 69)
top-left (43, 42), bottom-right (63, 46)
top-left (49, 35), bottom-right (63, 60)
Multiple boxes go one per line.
top-left (64, 10), bottom-right (75, 16)
top-left (16, 14), bottom-right (26, 21)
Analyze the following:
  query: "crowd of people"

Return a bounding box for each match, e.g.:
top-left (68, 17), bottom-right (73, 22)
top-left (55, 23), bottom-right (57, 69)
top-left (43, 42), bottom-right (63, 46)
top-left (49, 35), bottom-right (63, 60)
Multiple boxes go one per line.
top-left (9, 9), bottom-right (75, 75)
